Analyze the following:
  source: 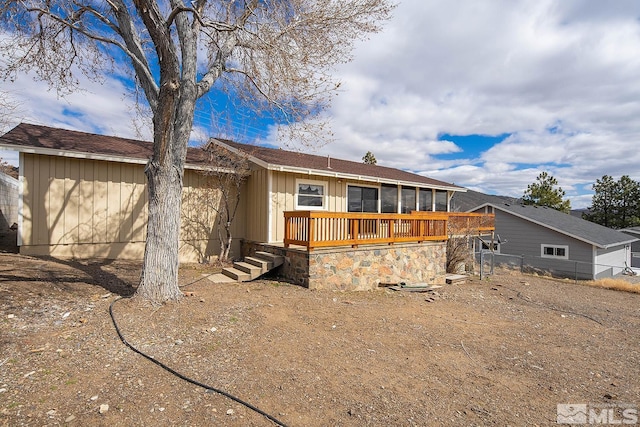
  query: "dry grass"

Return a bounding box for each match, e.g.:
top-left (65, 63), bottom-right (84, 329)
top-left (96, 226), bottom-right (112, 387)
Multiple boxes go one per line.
top-left (490, 266), bottom-right (640, 294)
top-left (585, 277), bottom-right (640, 294)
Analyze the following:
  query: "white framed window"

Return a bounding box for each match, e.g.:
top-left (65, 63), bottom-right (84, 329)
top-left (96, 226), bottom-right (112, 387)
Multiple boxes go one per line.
top-left (541, 244), bottom-right (568, 259)
top-left (481, 241), bottom-right (500, 253)
top-left (295, 179), bottom-right (327, 210)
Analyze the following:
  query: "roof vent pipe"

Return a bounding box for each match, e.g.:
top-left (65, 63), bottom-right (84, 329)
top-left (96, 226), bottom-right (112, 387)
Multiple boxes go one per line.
top-left (327, 155), bottom-right (332, 169)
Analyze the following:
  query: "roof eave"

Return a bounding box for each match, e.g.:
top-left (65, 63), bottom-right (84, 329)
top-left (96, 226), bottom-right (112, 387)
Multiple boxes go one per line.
top-left (0, 144), bottom-right (227, 173)
top-left (210, 139), bottom-right (465, 191)
top-left (268, 163), bottom-right (464, 191)
top-left (485, 202), bottom-right (635, 248)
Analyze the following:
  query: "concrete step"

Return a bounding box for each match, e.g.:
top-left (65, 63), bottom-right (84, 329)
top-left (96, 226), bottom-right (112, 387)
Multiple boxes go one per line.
top-left (222, 267), bottom-right (251, 282)
top-left (255, 251), bottom-right (284, 268)
top-left (234, 261), bottom-right (263, 279)
top-left (245, 256), bottom-right (272, 271)
top-left (205, 273), bottom-right (237, 283)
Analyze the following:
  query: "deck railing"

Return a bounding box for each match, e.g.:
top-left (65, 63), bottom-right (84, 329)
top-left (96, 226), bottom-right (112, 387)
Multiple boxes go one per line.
top-left (446, 212), bottom-right (496, 235)
top-left (284, 211), bottom-right (495, 251)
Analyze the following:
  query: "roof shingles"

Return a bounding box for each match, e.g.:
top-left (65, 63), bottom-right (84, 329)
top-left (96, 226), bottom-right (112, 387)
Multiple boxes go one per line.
top-left (218, 139), bottom-right (462, 190)
top-left (0, 123), bottom-right (464, 191)
top-left (0, 123), bottom-right (210, 166)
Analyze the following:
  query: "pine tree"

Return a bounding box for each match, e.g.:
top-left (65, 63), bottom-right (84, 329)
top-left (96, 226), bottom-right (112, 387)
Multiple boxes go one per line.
top-left (362, 151), bottom-right (377, 165)
top-left (522, 172), bottom-right (571, 213)
top-left (584, 175), bottom-right (640, 229)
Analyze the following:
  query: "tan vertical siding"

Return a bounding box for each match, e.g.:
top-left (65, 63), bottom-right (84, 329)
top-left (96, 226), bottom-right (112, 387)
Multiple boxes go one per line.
top-left (21, 155), bottom-right (32, 245)
top-left (106, 162), bottom-right (121, 243)
top-left (78, 160), bottom-right (94, 243)
top-left (269, 171), bottom-right (347, 242)
top-left (244, 168), bottom-right (268, 242)
top-left (93, 163), bottom-right (108, 243)
top-left (132, 166), bottom-right (146, 242)
top-left (64, 158), bottom-right (81, 244)
top-left (20, 153), bottom-right (247, 262)
top-left (119, 163), bottom-right (134, 242)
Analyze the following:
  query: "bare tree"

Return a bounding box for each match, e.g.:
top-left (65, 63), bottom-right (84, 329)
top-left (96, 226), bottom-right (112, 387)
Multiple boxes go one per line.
top-left (0, 157), bottom-right (17, 179)
top-left (446, 213), bottom-right (495, 274)
top-left (0, 0), bottom-right (393, 303)
top-left (204, 141), bottom-right (250, 263)
top-left (0, 92), bottom-right (19, 132)
top-left (0, 91), bottom-right (20, 177)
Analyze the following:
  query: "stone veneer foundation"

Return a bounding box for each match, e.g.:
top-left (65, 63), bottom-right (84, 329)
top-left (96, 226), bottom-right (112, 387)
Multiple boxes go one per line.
top-left (241, 240), bottom-right (447, 291)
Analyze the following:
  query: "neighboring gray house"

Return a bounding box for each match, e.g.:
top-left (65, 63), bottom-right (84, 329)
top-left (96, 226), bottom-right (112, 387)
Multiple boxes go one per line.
top-left (0, 171), bottom-right (18, 230)
top-left (620, 227), bottom-right (640, 268)
top-left (452, 190), bottom-right (637, 280)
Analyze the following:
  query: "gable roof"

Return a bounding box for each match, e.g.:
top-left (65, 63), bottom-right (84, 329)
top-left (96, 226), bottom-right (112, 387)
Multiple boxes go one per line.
top-left (620, 226), bottom-right (640, 236)
top-left (454, 190), bottom-right (636, 248)
top-left (479, 202), bottom-right (636, 249)
top-left (212, 139), bottom-right (464, 191)
top-left (0, 123), bottom-right (213, 170)
top-left (451, 189), bottom-right (521, 212)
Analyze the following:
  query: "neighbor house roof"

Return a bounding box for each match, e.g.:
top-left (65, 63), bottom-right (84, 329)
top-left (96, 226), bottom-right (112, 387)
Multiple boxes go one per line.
top-left (620, 227), bottom-right (640, 237)
top-left (451, 189), bottom-right (521, 212)
top-left (453, 190), bottom-right (636, 248)
top-left (212, 139), bottom-right (464, 191)
top-left (0, 123), bottom-right (214, 170)
top-left (477, 201), bottom-right (637, 249)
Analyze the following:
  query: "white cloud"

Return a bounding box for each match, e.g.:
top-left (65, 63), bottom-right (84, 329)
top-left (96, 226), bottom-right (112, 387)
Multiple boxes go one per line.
top-left (1, 70), bottom-right (149, 136)
top-left (286, 0), bottom-right (640, 209)
top-left (4, 1), bottom-right (640, 211)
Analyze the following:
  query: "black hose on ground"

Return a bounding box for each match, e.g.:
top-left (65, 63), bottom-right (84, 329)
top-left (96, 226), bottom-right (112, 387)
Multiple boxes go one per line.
top-left (109, 296), bottom-right (289, 427)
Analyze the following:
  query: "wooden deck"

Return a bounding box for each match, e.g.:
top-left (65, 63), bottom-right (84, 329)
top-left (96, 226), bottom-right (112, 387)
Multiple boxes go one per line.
top-left (284, 211), bottom-right (495, 251)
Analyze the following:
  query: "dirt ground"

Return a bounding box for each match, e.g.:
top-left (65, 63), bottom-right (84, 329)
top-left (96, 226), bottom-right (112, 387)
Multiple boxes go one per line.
top-left (1, 248), bottom-right (639, 426)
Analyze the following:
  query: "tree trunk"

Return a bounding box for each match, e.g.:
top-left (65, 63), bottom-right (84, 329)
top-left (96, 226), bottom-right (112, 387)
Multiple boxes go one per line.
top-left (137, 160), bottom-right (184, 302)
top-left (135, 79), bottom-right (195, 303)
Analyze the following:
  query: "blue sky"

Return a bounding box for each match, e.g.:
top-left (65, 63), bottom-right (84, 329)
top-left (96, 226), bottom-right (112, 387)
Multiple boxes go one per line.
top-left (3, 0), bottom-right (640, 209)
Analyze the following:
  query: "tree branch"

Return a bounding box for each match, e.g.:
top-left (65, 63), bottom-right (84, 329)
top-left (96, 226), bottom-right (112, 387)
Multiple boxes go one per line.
top-left (224, 67), bottom-right (289, 118)
top-left (20, 2), bottom-right (160, 111)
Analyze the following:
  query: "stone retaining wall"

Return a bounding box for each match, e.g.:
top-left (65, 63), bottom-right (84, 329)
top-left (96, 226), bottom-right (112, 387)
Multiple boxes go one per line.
top-left (242, 240), bottom-right (447, 291)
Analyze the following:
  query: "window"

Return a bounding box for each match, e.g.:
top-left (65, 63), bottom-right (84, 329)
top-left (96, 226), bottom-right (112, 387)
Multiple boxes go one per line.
top-left (348, 186), bottom-right (378, 213)
top-left (381, 185), bottom-right (398, 213)
top-left (296, 179), bottom-right (327, 210)
top-left (419, 189), bottom-right (433, 212)
top-left (481, 241), bottom-right (500, 252)
top-left (541, 244), bottom-right (568, 259)
top-left (435, 190), bottom-right (448, 211)
top-left (401, 187), bottom-right (416, 214)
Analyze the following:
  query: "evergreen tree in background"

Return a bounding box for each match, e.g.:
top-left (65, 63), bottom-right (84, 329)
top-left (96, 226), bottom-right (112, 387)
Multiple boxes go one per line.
top-left (584, 175), bottom-right (640, 229)
top-left (362, 151), bottom-right (377, 165)
top-left (522, 172), bottom-right (571, 213)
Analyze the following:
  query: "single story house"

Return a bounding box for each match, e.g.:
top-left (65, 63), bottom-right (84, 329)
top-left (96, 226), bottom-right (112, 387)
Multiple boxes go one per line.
top-left (452, 190), bottom-right (637, 280)
top-left (0, 123), bottom-right (493, 290)
top-left (620, 227), bottom-right (640, 268)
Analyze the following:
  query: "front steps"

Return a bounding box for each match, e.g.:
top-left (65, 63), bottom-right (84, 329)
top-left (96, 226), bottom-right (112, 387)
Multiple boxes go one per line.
top-left (207, 251), bottom-right (284, 283)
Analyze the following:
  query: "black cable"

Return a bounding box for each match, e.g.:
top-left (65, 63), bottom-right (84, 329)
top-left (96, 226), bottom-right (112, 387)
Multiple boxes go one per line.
top-left (109, 296), bottom-right (289, 427)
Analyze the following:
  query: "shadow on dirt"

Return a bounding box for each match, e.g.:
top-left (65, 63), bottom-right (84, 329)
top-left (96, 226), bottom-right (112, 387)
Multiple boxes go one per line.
top-left (0, 229), bottom-right (136, 297)
top-left (45, 257), bottom-right (138, 297)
